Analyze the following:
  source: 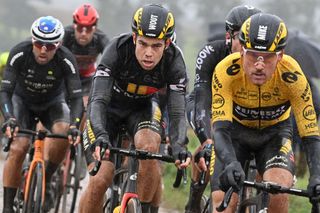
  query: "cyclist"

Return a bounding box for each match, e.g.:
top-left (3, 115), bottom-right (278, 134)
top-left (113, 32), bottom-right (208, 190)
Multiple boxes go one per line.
top-left (79, 4), bottom-right (190, 213)
top-left (184, 5), bottom-right (261, 213)
top-left (63, 3), bottom-right (109, 131)
top-left (212, 13), bottom-right (320, 212)
top-left (0, 16), bottom-right (83, 213)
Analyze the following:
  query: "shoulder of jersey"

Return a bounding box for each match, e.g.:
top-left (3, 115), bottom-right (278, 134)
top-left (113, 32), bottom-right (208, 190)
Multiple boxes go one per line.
top-left (215, 52), bottom-right (241, 75)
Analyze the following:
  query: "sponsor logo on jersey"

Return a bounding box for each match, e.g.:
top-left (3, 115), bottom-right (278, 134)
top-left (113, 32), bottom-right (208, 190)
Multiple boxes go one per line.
top-left (262, 92), bottom-right (272, 101)
top-left (226, 59), bottom-right (240, 76)
top-left (212, 94), bottom-right (224, 109)
top-left (300, 83), bottom-right (311, 102)
top-left (195, 45), bottom-right (215, 70)
top-left (303, 105), bottom-right (316, 121)
top-left (233, 101), bottom-right (290, 120)
top-left (281, 71), bottom-right (300, 83)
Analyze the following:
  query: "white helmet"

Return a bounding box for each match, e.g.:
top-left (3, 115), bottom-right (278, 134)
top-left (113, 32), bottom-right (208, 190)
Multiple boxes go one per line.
top-left (31, 16), bottom-right (64, 43)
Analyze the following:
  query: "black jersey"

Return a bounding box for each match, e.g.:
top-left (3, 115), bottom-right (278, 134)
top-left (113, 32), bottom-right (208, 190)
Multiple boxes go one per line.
top-left (88, 33), bottom-right (187, 144)
top-left (63, 25), bottom-right (109, 78)
top-left (0, 40), bottom-right (83, 125)
top-left (192, 40), bottom-right (229, 143)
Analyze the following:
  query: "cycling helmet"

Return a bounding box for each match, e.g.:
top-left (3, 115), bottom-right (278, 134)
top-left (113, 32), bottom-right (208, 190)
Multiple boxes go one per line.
top-left (132, 4), bottom-right (175, 40)
top-left (239, 13), bottom-right (288, 52)
top-left (31, 16), bottom-right (64, 43)
top-left (225, 5), bottom-right (262, 33)
top-left (73, 4), bottom-right (99, 26)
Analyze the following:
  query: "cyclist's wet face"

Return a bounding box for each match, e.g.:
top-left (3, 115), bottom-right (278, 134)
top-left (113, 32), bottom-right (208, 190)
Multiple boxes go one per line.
top-left (134, 35), bottom-right (166, 71)
top-left (32, 40), bottom-right (59, 65)
top-left (74, 24), bottom-right (96, 46)
top-left (241, 47), bottom-right (283, 85)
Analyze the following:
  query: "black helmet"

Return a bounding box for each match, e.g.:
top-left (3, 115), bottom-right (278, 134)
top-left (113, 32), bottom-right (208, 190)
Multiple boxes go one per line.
top-left (239, 13), bottom-right (288, 52)
top-left (225, 5), bottom-right (262, 33)
top-left (132, 4), bottom-right (175, 40)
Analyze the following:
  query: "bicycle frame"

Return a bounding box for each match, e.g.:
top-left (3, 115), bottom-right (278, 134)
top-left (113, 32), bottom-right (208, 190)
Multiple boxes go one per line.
top-left (23, 133), bottom-right (46, 206)
top-left (119, 149), bottom-right (139, 213)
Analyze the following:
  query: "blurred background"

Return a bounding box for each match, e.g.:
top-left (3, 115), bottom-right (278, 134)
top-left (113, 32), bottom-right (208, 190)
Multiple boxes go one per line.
top-left (1, 0), bottom-right (320, 86)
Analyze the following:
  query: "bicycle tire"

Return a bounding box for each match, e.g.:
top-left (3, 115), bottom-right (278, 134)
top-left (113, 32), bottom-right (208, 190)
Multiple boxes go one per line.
top-left (238, 159), bottom-right (258, 213)
top-left (104, 168), bottom-right (128, 213)
top-left (23, 163), bottom-right (44, 213)
top-left (61, 144), bottom-right (82, 213)
top-left (52, 166), bottom-right (64, 213)
top-left (125, 197), bottom-right (142, 213)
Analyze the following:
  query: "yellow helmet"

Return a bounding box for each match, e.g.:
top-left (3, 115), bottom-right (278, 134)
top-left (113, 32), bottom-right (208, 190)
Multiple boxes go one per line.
top-left (132, 4), bottom-right (175, 40)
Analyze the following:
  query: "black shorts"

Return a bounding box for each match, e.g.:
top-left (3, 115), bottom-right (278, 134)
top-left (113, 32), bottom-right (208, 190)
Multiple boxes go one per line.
top-left (83, 97), bottom-right (162, 165)
top-left (210, 119), bottom-right (295, 191)
top-left (12, 93), bottom-right (70, 131)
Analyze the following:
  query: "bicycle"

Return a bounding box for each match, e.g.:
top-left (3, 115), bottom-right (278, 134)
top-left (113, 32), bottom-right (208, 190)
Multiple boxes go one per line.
top-left (3, 128), bottom-right (68, 213)
top-left (53, 142), bottom-right (84, 213)
top-left (89, 139), bottom-right (178, 213)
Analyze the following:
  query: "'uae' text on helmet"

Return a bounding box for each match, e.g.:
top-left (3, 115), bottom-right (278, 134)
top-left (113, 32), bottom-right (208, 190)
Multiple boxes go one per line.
top-left (239, 13), bottom-right (288, 52)
top-left (225, 5), bottom-right (262, 33)
top-left (132, 4), bottom-right (175, 40)
top-left (31, 16), bottom-right (64, 43)
top-left (73, 4), bottom-right (99, 26)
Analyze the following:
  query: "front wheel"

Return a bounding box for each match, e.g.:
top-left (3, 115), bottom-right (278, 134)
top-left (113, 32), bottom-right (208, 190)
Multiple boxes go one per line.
top-left (61, 144), bottom-right (82, 213)
top-left (23, 163), bottom-right (44, 213)
top-left (125, 197), bottom-right (142, 213)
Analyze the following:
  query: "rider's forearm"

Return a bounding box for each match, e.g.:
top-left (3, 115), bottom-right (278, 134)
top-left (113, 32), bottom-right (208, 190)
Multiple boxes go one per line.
top-left (0, 91), bottom-right (14, 120)
top-left (302, 136), bottom-right (320, 177)
top-left (167, 89), bottom-right (186, 146)
top-left (212, 121), bottom-right (237, 165)
top-left (87, 76), bottom-right (114, 138)
top-left (69, 96), bottom-right (84, 128)
top-left (194, 83), bottom-right (212, 143)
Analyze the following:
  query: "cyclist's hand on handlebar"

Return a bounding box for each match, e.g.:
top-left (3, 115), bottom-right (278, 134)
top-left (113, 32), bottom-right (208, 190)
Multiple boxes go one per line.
top-left (219, 161), bottom-right (245, 192)
top-left (67, 126), bottom-right (81, 145)
top-left (91, 136), bottom-right (112, 161)
top-left (308, 176), bottom-right (320, 203)
top-left (195, 140), bottom-right (213, 172)
top-left (171, 144), bottom-right (191, 169)
top-left (1, 118), bottom-right (18, 138)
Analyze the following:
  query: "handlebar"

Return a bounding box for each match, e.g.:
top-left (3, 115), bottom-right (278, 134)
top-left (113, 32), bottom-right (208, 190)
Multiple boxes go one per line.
top-left (2, 129), bottom-right (68, 152)
top-left (89, 146), bottom-right (175, 176)
top-left (216, 180), bottom-right (316, 212)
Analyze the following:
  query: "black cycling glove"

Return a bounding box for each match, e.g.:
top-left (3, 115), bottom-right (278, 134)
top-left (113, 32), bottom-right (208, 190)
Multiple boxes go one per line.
top-left (67, 127), bottom-right (81, 142)
top-left (90, 136), bottom-right (112, 156)
top-left (1, 118), bottom-right (18, 133)
top-left (219, 161), bottom-right (245, 192)
top-left (170, 143), bottom-right (191, 162)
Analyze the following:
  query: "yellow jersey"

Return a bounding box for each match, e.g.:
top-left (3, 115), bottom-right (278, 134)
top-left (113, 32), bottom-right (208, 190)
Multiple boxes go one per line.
top-left (211, 52), bottom-right (319, 138)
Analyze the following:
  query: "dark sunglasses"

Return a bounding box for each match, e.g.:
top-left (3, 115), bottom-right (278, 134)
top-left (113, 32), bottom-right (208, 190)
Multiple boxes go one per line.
top-left (75, 24), bottom-right (95, 33)
top-left (33, 40), bottom-right (59, 51)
